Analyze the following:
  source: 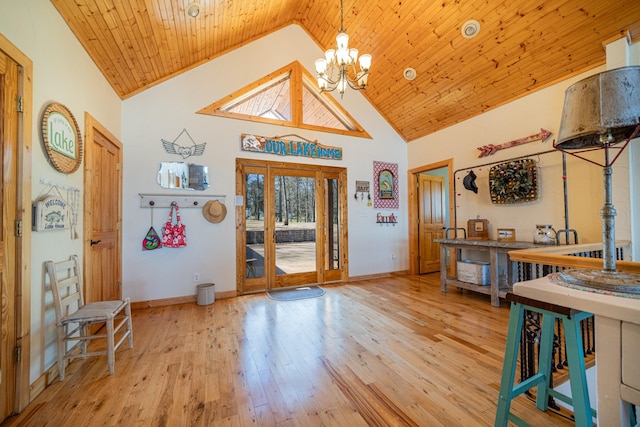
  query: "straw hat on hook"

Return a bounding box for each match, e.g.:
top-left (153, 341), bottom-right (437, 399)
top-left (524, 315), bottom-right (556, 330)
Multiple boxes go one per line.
top-left (202, 200), bottom-right (227, 224)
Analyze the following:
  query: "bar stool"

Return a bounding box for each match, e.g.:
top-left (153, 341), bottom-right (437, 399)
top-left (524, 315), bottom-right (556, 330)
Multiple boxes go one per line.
top-left (495, 293), bottom-right (595, 427)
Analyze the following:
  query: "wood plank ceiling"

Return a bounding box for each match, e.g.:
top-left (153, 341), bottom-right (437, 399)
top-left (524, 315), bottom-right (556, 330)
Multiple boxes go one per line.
top-left (51, 0), bottom-right (640, 142)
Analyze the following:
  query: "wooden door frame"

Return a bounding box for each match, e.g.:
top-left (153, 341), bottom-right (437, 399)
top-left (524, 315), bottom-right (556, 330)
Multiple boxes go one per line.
top-left (407, 159), bottom-right (454, 275)
top-left (0, 33), bottom-right (33, 414)
top-left (83, 113), bottom-right (123, 301)
top-left (235, 158), bottom-right (349, 294)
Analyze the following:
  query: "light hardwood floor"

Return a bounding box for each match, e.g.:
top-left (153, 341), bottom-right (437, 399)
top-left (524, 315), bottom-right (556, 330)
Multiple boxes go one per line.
top-left (3, 274), bottom-right (575, 426)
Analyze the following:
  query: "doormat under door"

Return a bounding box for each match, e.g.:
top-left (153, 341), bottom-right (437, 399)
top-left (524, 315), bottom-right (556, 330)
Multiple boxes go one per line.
top-left (267, 286), bottom-right (325, 301)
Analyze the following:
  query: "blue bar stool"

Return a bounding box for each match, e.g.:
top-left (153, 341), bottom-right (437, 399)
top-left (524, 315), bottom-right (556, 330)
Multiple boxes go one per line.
top-left (495, 293), bottom-right (595, 427)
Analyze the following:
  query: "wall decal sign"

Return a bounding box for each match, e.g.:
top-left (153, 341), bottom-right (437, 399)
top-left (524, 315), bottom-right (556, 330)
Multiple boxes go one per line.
top-left (477, 128), bottom-right (552, 157)
top-left (41, 103), bottom-right (83, 173)
top-left (373, 161), bottom-right (398, 209)
top-left (241, 134), bottom-right (342, 160)
top-left (162, 128), bottom-right (206, 158)
top-left (376, 212), bottom-right (397, 225)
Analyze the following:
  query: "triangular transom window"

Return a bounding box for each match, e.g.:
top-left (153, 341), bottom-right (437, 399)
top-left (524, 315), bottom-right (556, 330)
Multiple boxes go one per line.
top-left (197, 61), bottom-right (370, 138)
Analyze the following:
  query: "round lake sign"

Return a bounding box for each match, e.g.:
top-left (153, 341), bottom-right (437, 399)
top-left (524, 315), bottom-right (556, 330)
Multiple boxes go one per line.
top-left (41, 102), bottom-right (83, 173)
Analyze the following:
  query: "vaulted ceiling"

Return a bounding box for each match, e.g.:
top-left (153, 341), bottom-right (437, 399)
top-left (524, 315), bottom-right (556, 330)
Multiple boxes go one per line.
top-left (52, 0), bottom-right (640, 142)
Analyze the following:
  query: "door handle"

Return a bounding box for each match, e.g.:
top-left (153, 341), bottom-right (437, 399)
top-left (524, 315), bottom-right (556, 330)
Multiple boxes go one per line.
top-left (90, 239), bottom-right (102, 246)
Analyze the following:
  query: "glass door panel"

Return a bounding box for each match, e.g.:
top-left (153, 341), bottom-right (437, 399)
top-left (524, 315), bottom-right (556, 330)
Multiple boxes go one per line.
top-left (273, 171), bottom-right (318, 288)
top-left (326, 177), bottom-right (340, 270)
top-left (245, 172), bottom-right (265, 280)
top-left (324, 175), bottom-right (343, 282)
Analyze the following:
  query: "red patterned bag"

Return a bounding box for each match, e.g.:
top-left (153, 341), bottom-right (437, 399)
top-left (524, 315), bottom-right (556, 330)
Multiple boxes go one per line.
top-left (161, 204), bottom-right (186, 248)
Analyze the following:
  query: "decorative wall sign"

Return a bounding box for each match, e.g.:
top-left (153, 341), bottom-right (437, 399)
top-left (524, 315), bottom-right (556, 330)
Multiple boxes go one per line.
top-left (467, 218), bottom-right (489, 240)
top-left (477, 128), bottom-right (552, 157)
top-left (32, 195), bottom-right (70, 231)
top-left (241, 134), bottom-right (342, 160)
top-left (489, 159), bottom-right (538, 204)
top-left (376, 212), bottom-right (397, 225)
top-left (373, 161), bottom-right (398, 209)
top-left (41, 103), bottom-right (83, 173)
top-left (162, 128), bottom-right (206, 158)
top-left (355, 180), bottom-right (371, 204)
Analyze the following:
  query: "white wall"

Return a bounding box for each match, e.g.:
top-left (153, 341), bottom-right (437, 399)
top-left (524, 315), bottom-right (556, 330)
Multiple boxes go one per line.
top-left (1, 0), bottom-right (122, 381)
top-left (121, 25), bottom-right (408, 302)
top-left (407, 59), bottom-right (638, 251)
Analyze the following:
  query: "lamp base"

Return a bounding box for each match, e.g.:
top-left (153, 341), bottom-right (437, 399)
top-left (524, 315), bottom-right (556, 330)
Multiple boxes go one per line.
top-left (559, 269), bottom-right (640, 294)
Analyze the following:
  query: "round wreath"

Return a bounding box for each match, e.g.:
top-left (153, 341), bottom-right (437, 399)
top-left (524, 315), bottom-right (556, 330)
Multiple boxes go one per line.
top-left (489, 159), bottom-right (538, 204)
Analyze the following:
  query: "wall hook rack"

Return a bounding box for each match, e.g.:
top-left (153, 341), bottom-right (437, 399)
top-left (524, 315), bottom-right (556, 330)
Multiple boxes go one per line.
top-left (139, 193), bottom-right (226, 208)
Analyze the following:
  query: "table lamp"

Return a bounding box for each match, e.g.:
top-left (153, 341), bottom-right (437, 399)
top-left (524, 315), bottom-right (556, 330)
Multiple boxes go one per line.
top-left (554, 65), bottom-right (640, 292)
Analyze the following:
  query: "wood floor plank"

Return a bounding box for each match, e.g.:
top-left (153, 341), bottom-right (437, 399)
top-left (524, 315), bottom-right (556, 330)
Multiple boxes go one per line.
top-left (2, 274), bottom-right (576, 426)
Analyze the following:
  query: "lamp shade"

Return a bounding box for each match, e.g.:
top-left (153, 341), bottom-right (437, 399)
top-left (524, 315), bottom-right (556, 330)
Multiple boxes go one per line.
top-left (556, 66), bottom-right (640, 149)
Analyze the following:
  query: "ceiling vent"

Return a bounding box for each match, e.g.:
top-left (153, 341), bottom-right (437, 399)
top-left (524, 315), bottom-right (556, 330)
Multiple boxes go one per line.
top-left (461, 20), bottom-right (480, 39)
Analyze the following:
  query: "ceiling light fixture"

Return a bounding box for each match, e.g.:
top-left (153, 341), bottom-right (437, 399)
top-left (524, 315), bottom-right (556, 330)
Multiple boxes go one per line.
top-left (461, 20), bottom-right (480, 39)
top-left (315, 0), bottom-right (372, 97)
top-left (403, 67), bottom-right (417, 81)
top-left (186, 2), bottom-right (200, 18)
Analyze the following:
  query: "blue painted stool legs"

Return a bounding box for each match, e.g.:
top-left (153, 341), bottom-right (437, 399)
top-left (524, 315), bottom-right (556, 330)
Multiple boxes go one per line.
top-left (495, 301), bottom-right (529, 426)
top-left (534, 313), bottom-right (556, 412)
top-left (495, 299), bottom-right (594, 427)
top-left (563, 313), bottom-right (592, 426)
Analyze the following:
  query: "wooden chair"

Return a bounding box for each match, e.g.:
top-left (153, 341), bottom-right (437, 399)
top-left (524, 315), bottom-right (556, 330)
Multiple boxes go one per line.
top-left (45, 255), bottom-right (133, 380)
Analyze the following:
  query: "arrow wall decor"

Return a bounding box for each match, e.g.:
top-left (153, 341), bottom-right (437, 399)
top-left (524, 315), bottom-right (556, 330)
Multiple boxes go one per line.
top-left (477, 128), bottom-right (552, 157)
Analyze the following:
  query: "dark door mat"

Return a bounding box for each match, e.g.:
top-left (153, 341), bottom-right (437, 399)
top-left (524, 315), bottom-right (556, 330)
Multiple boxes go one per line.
top-left (267, 286), bottom-right (325, 301)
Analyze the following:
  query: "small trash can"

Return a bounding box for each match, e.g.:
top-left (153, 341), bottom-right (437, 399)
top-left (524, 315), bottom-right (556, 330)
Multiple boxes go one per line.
top-left (196, 283), bottom-right (215, 306)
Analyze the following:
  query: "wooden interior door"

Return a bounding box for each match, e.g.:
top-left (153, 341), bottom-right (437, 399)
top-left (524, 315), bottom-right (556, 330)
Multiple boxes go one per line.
top-left (0, 49), bottom-right (19, 423)
top-left (418, 174), bottom-right (445, 274)
top-left (84, 114), bottom-right (122, 302)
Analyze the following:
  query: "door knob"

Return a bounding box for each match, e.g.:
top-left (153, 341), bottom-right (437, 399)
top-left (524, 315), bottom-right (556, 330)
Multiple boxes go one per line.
top-left (90, 239), bottom-right (102, 246)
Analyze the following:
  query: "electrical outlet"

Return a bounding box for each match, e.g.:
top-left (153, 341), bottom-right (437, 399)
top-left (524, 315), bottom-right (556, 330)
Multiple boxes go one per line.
top-left (193, 273), bottom-right (200, 282)
top-left (391, 254), bottom-right (396, 260)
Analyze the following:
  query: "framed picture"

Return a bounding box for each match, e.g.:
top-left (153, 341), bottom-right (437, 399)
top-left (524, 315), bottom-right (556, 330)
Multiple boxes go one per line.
top-left (497, 228), bottom-right (516, 242)
top-left (378, 169), bottom-right (394, 199)
top-left (373, 161), bottom-right (399, 209)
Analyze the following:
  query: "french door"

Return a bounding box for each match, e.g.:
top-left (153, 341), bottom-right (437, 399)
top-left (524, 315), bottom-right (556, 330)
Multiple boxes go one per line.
top-left (236, 159), bottom-right (347, 293)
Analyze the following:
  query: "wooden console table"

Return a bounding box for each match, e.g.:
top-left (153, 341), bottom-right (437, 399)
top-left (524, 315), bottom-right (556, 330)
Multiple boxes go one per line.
top-left (434, 239), bottom-right (539, 307)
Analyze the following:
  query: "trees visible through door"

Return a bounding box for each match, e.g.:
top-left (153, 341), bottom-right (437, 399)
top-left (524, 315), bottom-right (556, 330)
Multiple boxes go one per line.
top-left (419, 174), bottom-right (445, 274)
top-left (84, 115), bottom-right (122, 303)
top-left (273, 173), bottom-right (316, 281)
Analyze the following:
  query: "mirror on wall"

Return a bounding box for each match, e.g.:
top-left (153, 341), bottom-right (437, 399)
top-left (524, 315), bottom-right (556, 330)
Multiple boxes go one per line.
top-left (157, 162), bottom-right (209, 190)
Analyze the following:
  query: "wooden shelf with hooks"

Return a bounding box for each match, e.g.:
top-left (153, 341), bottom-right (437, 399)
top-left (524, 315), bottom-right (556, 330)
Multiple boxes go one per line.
top-left (138, 193), bottom-right (226, 208)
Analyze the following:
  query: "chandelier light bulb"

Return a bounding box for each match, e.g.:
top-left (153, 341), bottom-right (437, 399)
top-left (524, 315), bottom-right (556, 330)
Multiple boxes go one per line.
top-left (349, 48), bottom-right (358, 64)
top-left (315, 58), bottom-right (327, 74)
top-left (325, 49), bottom-right (335, 63)
top-left (336, 32), bottom-right (349, 50)
top-left (359, 54), bottom-right (371, 71)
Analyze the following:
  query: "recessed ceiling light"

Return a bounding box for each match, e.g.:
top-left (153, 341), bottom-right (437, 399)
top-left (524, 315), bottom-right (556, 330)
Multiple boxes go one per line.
top-left (403, 67), bottom-right (417, 81)
top-left (461, 20), bottom-right (480, 39)
top-left (186, 2), bottom-right (200, 18)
